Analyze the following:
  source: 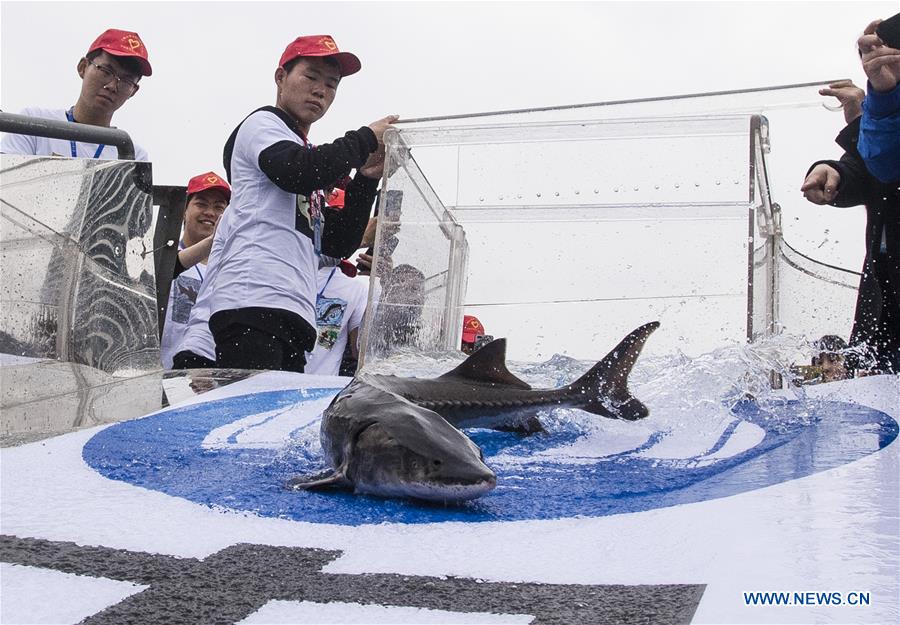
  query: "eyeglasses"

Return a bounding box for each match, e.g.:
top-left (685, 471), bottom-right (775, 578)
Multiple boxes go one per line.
top-left (88, 61), bottom-right (139, 93)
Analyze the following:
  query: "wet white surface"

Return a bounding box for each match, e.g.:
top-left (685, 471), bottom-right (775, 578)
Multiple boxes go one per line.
top-left (0, 563), bottom-right (145, 625)
top-left (1, 370), bottom-right (897, 624)
top-left (238, 600), bottom-right (532, 624)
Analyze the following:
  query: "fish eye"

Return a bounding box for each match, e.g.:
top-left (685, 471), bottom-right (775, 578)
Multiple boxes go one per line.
top-left (432, 459), bottom-right (442, 467)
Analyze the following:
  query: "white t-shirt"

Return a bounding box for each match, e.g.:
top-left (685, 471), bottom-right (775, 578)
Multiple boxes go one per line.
top-left (160, 256), bottom-right (207, 368)
top-left (1, 107), bottom-right (149, 161)
top-left (172, 280), bottom-right (217, 364)
top-left (201, 110), bottom-right (321, 330)
top-left (304, 267), bottom-right (369, 376)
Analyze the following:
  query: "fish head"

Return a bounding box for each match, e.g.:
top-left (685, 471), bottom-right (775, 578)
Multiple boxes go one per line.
top-left (346, 399), bottom-right (496, 502)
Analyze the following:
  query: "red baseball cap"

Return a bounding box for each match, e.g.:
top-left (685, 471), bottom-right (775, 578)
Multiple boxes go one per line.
top-left (186, 172), bottom-right (231, 201)
top-left (279, 35), bottom-right (361, 77)
top-left (87, 29), bottom-right (152, 76)
top-left (462, 315), bottom-right (486, 343)
top-left (326, 188), bottom-right (345, 209)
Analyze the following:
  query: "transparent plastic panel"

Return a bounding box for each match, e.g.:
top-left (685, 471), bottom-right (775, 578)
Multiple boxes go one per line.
top-left (1, 155), bottom-right (159, 375)
top-left (776, 241), bottom-right (859, 341)
top-left (751, 239), bottom-right (775, 342)
top-left (401, 116), bottom-right (752, 212)
top-left (359, 161), bottom-right (468, 367)
top-left (361, 115), bottom-right (757, 363)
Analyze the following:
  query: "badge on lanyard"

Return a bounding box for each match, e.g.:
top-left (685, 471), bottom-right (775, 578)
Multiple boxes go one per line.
top-left (309, 189), bottom-right (324, 256)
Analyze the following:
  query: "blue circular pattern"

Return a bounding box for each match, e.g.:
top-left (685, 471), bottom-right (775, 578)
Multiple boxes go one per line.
top-left (83, 388), bottom-right (898, 525)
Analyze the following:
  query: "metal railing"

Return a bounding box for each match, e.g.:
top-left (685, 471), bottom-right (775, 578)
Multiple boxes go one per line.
top-left (0, 112), bottom-right (136, 160)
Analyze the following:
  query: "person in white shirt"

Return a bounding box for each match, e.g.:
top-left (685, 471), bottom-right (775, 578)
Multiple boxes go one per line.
top-left (1, 28), bottom-right (151, 161)
top-left (304, 259), bottom-right (369, 376)
top-left (161, 172), bottom-right (230, 369)
top-left (196, 34), bottom-right (397, 373)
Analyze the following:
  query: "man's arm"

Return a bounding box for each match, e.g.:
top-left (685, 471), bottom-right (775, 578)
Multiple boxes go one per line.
top-left (858, 84), bottom-right (900, 182)
top-left (857, 20), bottom-right (900, 182)
top-left (257, 126), bottom-right (378, 196)
top-left (320, 175), bottom-right (379, 259)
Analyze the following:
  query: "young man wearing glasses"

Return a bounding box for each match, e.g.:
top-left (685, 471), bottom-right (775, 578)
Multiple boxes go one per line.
top-left (1, 28), bottom-right (151, 160)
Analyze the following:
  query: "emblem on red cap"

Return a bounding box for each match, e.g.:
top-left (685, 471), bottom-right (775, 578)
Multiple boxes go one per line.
top-left (186, 171), bottom-right (231, 201)
top-left (278, 35), bottom-right (361, 77)
top-left (87, 29), bottom-right (152, 76)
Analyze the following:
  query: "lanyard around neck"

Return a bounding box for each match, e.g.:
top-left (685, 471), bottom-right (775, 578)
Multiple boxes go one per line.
top-left (318, 267), bottom-right (338, 298)
top-left (178, 240), bottom-right (205, 284)
top-left (66, 107), bottom-right (106, 159)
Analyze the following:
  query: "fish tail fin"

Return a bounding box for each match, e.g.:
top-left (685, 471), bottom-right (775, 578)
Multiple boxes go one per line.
top-left (567, 321), bottom-right (660, 420)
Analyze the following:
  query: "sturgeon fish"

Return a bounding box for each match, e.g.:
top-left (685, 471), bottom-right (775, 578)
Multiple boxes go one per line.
top-left (288, 321), bottom-right (659, 502)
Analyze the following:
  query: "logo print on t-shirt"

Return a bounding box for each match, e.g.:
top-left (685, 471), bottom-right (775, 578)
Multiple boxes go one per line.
top-left (295, 190), bottom-right (325, 242)
top-left (172, 275), bottom-right (201, 323)
top-left (315, 296), bottom-right (347, 349)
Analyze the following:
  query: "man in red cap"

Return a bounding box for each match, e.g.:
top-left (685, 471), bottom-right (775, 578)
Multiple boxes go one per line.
top-left (161, 172), bottom-right (230, 369)
top-left (197, 34), bottom-right (398, 373)
top-left (461, 315), bottom-right (492, 354)
top-left (2, 28), bottom-right (151, 160)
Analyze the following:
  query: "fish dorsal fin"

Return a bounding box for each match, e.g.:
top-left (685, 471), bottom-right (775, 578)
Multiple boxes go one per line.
top-left (439, 338), bottom-right (532, 389)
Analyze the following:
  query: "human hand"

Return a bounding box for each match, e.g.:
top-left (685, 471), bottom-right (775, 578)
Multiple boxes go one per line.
top-left (368, 115), bottom-right (400, 145)
top-left (355, 251), bottom-right (373, 276)
top-left (859, 20), bottom-right (900, 93)
top-left (360, 217), bottom-right (378, 248)
top-left (358, 145), bottom-right (385, 179)
top-left (819, 80), bottom-right (865, 123)
top-left (800, 163), bottom-right (841, 204)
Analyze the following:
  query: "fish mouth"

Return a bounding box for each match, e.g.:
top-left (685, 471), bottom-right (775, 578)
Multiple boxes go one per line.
top-left (357, 474), bottom-right (496, 503)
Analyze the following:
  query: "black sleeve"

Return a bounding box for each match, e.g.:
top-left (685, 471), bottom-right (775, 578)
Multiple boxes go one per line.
top-left (805, 117), bottom-right (888, 208)
top-left (320, 173), bottom-right (379, 259)
top-left (257, 127), bottom-right (378, 196)
top-left (172, 255), bottom-right (187, 279)
top-left (807, 151), bottom-right (889, 209)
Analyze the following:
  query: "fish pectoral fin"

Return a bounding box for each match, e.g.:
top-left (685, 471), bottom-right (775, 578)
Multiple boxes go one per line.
top-left (286, 470), bottom-right (351, 491)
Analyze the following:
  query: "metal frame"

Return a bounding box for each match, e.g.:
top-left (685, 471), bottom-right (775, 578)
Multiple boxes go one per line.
top-left (0, 112), bottom-right (136, 160)
top-left (151, 186), bottom-right (187, 338)
top-left (748, 114), bottom-right (781, 342)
